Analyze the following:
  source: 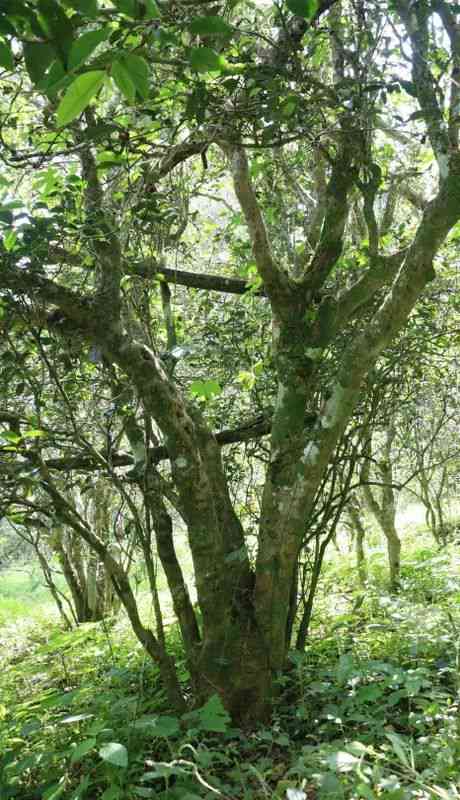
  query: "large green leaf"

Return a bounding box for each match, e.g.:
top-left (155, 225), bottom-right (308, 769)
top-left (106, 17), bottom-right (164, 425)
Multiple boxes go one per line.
top-left (143, 0), bottom-right (159, 19)
top-left (111, 59), bottom-right (136, 102)
top-left (385, 732), bottom-right (411, 768)
top-left (195, 694), bottom-right (230, 732)
top-left (38, 59), bottom-right (67, 96)
top-left (0, 40), bottom-right (14, 70)
top-left (70, 738), bottom-right (96, 764)
top-left (68, 27), bottom-right (110, 71)
top-left (56, 69), bottom-right (105, 125)
top-left (37, 0), bottom-right (74, 60)
top-left (133, 714), bottom-right (180, 737)
top-left (0, 430), bottom-right (21, 443)
top-left (285, 0), bottom-right (318, 18)
top-left (189, 46), bottom-right (225, 73)
top-left (99, 742), bottom-right (128, 768)
top-left (190, 15), bottom-right (232, 36)
top-left (0, 16), bottom-right (16, 36)
top-left (42, 780), bottom-right (66, 800)
top-left (122, 53), bottom-right (149, 98)
top-left (24, 41), bottom-right (55, 84)
top-left (100, 787), bottom-right (121, 800)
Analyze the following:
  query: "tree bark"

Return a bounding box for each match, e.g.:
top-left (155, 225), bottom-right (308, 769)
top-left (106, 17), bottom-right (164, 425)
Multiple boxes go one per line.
top-left (347, 501), bottom-right (368, 587)
top-left (362, 428), bottom-right (401, 591)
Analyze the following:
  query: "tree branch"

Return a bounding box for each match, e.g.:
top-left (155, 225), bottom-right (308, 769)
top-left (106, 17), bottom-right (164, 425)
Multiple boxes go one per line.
top-left (301, 149), bottom-right (356, 293)
top-left (394, 1), bottom-right (451, 178)
top-left (129, 259), bottom-right (265, 295)
top-left (20, 415), bottom-right (272, 473)
top-left (222, 143), bottom-right (293, 313)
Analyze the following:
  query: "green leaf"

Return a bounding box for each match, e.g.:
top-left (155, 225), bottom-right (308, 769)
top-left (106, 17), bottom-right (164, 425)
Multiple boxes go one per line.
top-left (189, 46), bottom-right (224, 73)
top-left (0, 208), bottom-right (13, 225)
top-left (23, 41), bottom-right (56, 84)
top-left (113, 0), bottom-right (137, 17)
top-left (68, 27), bottom-right (110, 71)
top-left (285, 0), bottom-right (318, 19)
top-left (70, 738), bottom-right (96, 764)
top-left (0, 16), bottom-right (16, 36)
top-left (190, 379), bottom-right (221, 400)
top-left (190, 16), bottom-right (232, 36)
top-left (134, 714), bottom-right (180, 737)
top-left (22, 428), bottom-right (46, 439)
top-left (0, 40), bottom-right (14, 70)
top-left (280, 95), bottom-right (297, 117)
top-left (39, 690), bottom-right (80, 708)
top-left (101, 787), bottom-right (121, 800)
top-left (112, 59), bottom-right (136, 102)
top-left (7, 513), bottom-right (25, 524)
top-left (37, 0), bottom-right (74, 60)
top-left (65, 0), bottom-right (98, 15)
top-left (42, 781), bottom-right (66, 800)
top-left (99, 742), bottom-right (128, 768)
top-left (385, 732), bottom-right (410, 768)
top-left (56, 70), bottom-right (105, 126)
top-left (3, 228), bottom-right (17, 251)
top-left (1, 430), bottom-right (21, 443)
top-left (122, 53), bottom-right (149, 98)
top-left (319, 772), bottom-right (343, 795)
top-left (143, 0), bottom-right (159, 19)
top-left (69, 776), bottom-right (91, 800)
top-left (38, 59), bottom-right (67, 96)
top-left (196, 694), bottom-right (230, 732)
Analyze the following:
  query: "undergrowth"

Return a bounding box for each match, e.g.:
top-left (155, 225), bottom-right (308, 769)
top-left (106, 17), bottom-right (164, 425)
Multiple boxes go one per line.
top-left (1, 534), bottom-right (460, 800)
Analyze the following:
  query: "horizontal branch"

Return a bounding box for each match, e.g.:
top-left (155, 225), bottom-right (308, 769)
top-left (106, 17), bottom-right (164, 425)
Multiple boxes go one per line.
top-left (130, 260), bottom-right (265, 296)
top-left (25, 246), bottom-right (265, 297)
top-left (23, 415), bottom-right (272, 474)
top-left (156, 140), bottom-right (209, 180)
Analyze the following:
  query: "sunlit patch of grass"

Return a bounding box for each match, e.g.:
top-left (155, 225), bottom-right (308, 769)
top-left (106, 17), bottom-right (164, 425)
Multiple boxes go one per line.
top-left (0, 595), bottom-right (32, 624)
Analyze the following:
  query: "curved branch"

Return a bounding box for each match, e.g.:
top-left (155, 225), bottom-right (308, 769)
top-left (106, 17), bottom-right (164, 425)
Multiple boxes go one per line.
top-left (222, 143), bottom-right (293, 313)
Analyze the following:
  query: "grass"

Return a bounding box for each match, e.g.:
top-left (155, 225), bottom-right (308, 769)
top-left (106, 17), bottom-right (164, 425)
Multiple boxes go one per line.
top-left (1, 515), bottom-right (460, 799)
top-left (0, 569), bottom-right (67, 621)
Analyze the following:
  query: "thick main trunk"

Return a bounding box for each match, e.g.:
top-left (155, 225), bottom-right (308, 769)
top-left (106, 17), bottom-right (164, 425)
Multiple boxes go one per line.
top-left (196, 616), bottom-right (272, 725)
top-left (255, 317), bottom-right (316, 670)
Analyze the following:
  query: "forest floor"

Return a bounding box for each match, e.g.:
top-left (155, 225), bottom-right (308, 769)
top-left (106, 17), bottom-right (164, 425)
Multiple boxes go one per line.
top-left (1, 510), bottom-right (460, 800)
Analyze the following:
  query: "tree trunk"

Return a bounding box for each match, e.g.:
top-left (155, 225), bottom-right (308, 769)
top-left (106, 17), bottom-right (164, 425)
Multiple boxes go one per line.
top-left (362, 428), bottom-right (401, 591)
top-left (347, 502), bottom-right (368, 586)
top-left (384, 518), bottom-right (401, 592)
